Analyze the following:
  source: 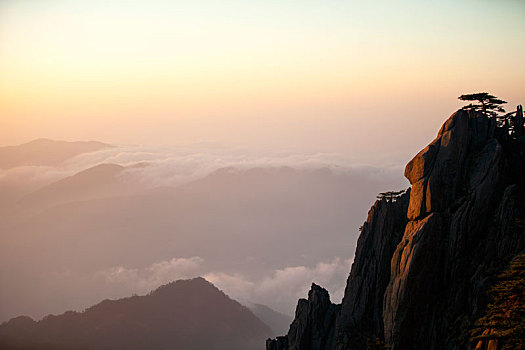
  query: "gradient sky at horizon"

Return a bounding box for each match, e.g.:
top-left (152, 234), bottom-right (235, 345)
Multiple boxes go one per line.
top-left (1, 0), bottom-right (524, 164)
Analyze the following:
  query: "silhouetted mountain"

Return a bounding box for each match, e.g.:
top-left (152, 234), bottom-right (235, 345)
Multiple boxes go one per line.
top-left (0, 277), bottom-right (272, 350)
top-left (268, 107), bottom-right (525, 349)
top-left (0, 139), bottom-right (110, 169)
top-left (248, 303), bottom-right (293, 335)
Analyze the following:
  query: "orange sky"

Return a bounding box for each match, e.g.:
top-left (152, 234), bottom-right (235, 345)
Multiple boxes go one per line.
top-left (1, 0), bottom-right (524, 163)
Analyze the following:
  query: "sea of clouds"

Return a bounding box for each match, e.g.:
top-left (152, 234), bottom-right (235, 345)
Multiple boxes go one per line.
top-left (1, 142), bottom-right (405, 198)
top-left (93, 255), bottom-right (352, 316)
top-left (0, 142), bottom-right (406, 320)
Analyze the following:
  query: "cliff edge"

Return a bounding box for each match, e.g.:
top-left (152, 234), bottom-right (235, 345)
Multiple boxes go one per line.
top-left (268, 107), bottom-right (525, 350)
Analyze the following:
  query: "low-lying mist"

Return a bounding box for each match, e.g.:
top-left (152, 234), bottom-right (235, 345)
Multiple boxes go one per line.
top-left (0, 140), bottom-right (408, 322)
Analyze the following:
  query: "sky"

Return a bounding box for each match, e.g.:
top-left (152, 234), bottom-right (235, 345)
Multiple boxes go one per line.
top-left (1, 0), bottom-right (524, 163)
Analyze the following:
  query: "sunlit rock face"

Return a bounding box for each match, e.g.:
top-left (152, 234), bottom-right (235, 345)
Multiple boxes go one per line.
top-left (267, 108), bottom-right (525, 350)
top-left (404, 109), bottom-right (499, 220)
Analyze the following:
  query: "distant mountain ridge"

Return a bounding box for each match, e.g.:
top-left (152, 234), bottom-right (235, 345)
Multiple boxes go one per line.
top-left (15, 163), bottom-right (144, 216)
top-left (248, 303), bottom-right (293, 336)
top-left (0, 139), bottom-right (110, 169)
top-left (0, 277), bottom-right (273, 350)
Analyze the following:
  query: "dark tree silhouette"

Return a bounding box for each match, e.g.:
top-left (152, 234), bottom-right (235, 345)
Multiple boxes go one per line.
top-left (494, 105), bottom-right (524, 138)
top-left (458, 92), bottom-right (507, 117)
top-left (376, 190), bottom-right (406, 202)
top-left (511, 105), bottom-right (524, 137)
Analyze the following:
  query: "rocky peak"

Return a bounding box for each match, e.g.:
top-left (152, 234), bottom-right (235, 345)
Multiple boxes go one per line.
top-left (384, 109), bottom-right (523, 349)
top-left (405, 109), bottom-right (498, 220)
top-left (267, 284), bottom-right (339, 350)
top-left (267, 107), bottom-right (525, 350)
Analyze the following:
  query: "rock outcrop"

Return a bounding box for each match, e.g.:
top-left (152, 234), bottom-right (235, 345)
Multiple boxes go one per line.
top-left (333, 191), bottom-right (410, 349)
top-left (267, 284), bottom-right (339, 350)
top-left (267, 108), bottom-right (525, 350)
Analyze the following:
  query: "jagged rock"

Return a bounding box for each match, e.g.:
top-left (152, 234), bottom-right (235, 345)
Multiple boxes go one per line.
top-left (267, 284), bottom-right (339, 350)
top-left (266, 336), bottom-right (288, 350)
top-left (334, 193), bottom-right (409, 349)
top-left (268, 108), bottom-right (525, 350)
top-left (268, 194), bottom-right (409, 350)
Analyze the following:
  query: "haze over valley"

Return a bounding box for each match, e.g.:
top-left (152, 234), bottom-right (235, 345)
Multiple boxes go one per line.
top-left (0, 139), bottom-right (407, 323)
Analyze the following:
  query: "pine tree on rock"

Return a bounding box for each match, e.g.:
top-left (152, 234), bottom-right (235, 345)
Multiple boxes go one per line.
top-left (458, 92), bottom-right (507, 117)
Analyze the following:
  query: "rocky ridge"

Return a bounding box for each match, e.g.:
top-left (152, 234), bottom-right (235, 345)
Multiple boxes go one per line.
top-left (267, 108), bottom-right (525, 350)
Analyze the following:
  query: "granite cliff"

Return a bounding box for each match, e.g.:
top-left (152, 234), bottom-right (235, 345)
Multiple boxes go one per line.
top-left (268, 107), bottom-right (525, 350)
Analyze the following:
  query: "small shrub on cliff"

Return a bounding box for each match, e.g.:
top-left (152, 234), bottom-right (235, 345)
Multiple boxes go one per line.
top-left (376, 190), bottom-right (406, 202)
top-left (471, 253), bottom-right (525, 349)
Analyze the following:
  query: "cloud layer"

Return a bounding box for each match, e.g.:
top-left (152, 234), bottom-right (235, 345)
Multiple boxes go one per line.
top-left (1, 143), bottom-right (405, 200)
top-left (96, 257), bottom-right (205, 294)
top-left (95, 256), bottom-right (351, 315)
top-left (0, 141), bottom-right (406, 322)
